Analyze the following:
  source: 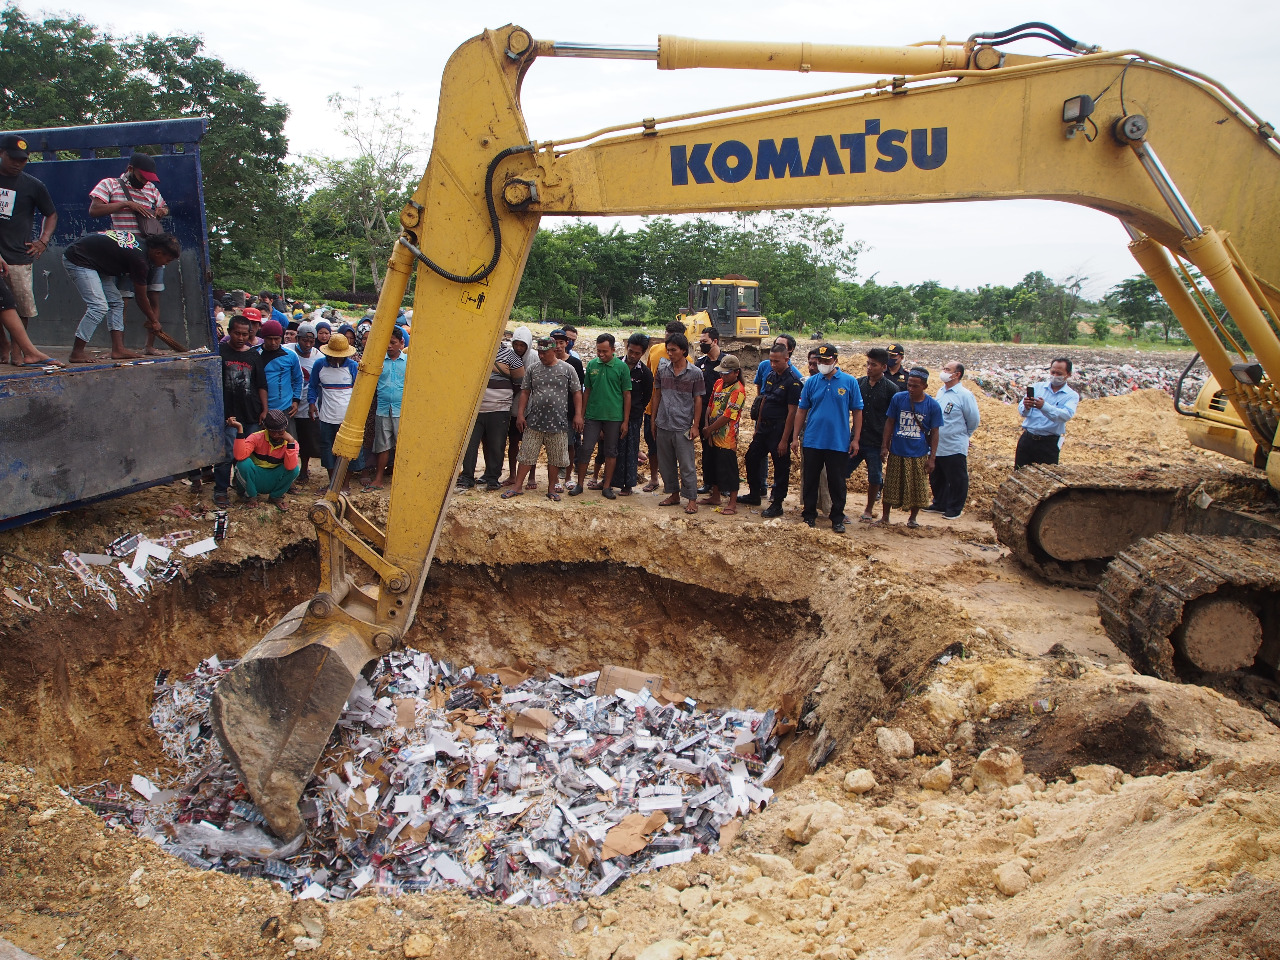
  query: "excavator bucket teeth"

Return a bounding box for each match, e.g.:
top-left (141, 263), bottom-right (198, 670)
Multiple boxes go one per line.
top-left (210, 600), bottom-right (379, 840)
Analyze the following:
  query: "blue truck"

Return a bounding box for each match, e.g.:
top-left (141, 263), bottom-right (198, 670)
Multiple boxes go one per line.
top-left (0, 118), bottom-right (225, 530)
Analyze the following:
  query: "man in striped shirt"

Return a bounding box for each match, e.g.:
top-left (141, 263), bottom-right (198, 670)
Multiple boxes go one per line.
top-left (88, 152), bottom-right (170, 355)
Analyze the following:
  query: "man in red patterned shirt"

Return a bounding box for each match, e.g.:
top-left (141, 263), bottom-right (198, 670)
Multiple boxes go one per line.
top-left (89, 152), bottom-right (170, 355)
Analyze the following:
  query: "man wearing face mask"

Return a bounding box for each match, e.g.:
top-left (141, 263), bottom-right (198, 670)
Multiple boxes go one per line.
top-left (927, 361), bottom-right (981, 519)
top-left (695, 326), bottom-right (723, 494)
top-left (791, 344), bottom-right (863, 533)
top-left (89, 152), bottom-right (170, 356)
top-left (1016, 358), bottom-right (1078, 468)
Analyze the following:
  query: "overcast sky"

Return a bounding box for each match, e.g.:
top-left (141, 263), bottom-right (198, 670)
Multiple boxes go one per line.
top-left (31, 0), bottom-right (1280, 298)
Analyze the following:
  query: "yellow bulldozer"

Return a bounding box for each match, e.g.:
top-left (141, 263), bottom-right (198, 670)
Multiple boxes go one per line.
top-left (211, 23), bottom-right (1280, 839)
top-left (679, 275), bottom-right (770, 350)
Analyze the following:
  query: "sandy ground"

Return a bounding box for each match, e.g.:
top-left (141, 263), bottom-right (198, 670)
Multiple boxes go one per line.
top-left (1, 342), bottom-right (1277, 960)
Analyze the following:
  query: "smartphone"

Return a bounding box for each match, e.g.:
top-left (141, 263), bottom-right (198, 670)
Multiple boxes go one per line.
top-left (1026, 386), bottom-right (1035, 399)
top-left (286, 442), bottom-right (296, 450)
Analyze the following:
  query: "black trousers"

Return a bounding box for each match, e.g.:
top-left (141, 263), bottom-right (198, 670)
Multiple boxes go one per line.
top-left (744, 418), bottom-right (790, 504)
top-left (706, 445), bottom-right (741, 495)
top-left (1015, 430), bottom-right (1061, 468)
top-left (930, 453), bottom-right (969, 515)
top-left (801, 447), bottom-right (847, 523)
top-left (462, 410), bottom-right (509, 483)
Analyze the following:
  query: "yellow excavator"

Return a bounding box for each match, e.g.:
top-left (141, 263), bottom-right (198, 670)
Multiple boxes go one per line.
top-left (212, 23), bottom-right (1280, 839)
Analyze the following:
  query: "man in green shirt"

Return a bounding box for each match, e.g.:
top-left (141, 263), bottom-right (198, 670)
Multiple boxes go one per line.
top-left (570, 332), bottom-right (632, 500)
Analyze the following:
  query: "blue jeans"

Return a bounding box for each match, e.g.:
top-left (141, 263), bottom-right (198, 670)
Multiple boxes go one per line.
top-left (214, 424), bottom-right (241, 495)
top-left (318, 420), bottom-right (341, 473)
top-left (64, 258), bottom-right (124, 343)
top-left (317, 419), bottom-right (366, 473)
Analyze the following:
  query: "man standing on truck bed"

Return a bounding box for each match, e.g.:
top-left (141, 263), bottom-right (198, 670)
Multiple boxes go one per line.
top-left (63, 231), bottom-right (180, 363)
top-left (88, 152), bottom-right (171, 357)
top-left (0, 134), bottom-right (58, 366)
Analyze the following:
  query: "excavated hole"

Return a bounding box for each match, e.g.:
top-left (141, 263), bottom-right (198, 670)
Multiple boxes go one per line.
top-left (0, 543), bottom-right (962, 833)
top-left (0, 547), bottom-right (854, 793)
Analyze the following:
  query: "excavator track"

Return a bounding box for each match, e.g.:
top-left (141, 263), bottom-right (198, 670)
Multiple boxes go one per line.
top-left (992, 464), bottom-right (1277, 587)
top-left (1097, 533), bottom-right (1280, 682)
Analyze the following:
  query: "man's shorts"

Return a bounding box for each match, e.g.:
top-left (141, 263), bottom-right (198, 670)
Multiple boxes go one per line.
top-left (4, 264), bottom-right (37, 317)
top-left (848, 447), bottom-right (884, 486)
top-left (577, 419), bottom-right (622, 465)
top-left (519, 428), bottom-right (570, 468)
top-left (121, 264), bottom-right (165, 298)
top-left (373, 414), bottom-right (399, 454)
top-left (0, 274), bottom-right (17, 313)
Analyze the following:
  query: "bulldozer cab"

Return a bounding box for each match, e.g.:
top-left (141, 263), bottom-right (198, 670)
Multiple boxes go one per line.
top-left (686, 278), bottom-right (767, 339)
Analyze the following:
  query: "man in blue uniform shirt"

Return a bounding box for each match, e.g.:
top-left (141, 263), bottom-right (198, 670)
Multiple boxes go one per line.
top-left (791, 343), bottom-right (863, 533)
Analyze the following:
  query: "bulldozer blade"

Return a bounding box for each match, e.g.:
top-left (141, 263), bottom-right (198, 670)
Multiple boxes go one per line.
top-left (210, 599), bottom-right (380, 840)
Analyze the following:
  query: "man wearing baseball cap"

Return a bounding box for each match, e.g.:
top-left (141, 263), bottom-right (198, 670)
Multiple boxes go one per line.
top-left (885, 343), bottom-right (908, 388)
top-left (0, 134), bottom-right (58, 366)
top-left (89, 152), bottom-right (171, 355)
top-left (790, 343), bottom-right (863, 533)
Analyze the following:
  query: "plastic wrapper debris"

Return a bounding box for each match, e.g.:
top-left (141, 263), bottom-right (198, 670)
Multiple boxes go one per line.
top-left (968, 357), bottom-right (1205, 404)
top-left (73, 651), bottom-right (790, 906)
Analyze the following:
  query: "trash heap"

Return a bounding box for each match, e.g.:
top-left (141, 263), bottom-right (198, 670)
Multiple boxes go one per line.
top-left (75, 649), bottom-right (788, 905)
top-left (969, 359), bottom-right (1204, 403)
top-left (3, 525), bottom-right (218, 615)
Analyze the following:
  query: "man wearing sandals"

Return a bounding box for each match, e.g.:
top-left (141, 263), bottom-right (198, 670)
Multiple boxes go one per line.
top-left (230, 409), bottom-right (300, 510)
top-left (569, 333), bottom-right (631, 501)
top-left (652, 333), bottom-right (706, 514)
top-left (879, 368), bottom-right (943, 528)
top-left (504, 337), bottom-right (583, 502)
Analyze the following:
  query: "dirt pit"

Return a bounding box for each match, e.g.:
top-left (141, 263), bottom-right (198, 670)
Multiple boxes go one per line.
top-left (0, 547), bottom-right (934, 796)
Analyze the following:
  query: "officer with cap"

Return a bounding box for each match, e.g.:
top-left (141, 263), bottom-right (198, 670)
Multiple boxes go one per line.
top-left (885, 342), bottom-right (908, 388)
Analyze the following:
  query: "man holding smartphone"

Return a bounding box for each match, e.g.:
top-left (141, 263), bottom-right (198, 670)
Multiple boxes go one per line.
top-left (230, 408), bottom-right (301, 511)
top-left (1016, 358), bottom-right (1079, 468)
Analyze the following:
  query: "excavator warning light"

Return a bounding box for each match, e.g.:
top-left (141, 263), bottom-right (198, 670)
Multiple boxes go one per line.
top-left (1230, 362), bottom-right (1265, 386)
top-left (1062, 94), bottom-right (1095, 124)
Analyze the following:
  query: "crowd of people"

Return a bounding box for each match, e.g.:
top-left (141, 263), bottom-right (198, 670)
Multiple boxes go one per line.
top-left (210, 290), bottom-right (412, 509)
top-left (207, 302), bottom-right (1079, 527)
top-left (469, 323), bottom-right (1079, 532)
top-left (0, 137), bottom-right (1081, 523)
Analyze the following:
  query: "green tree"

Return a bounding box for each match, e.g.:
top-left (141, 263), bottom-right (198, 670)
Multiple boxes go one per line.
top-left (0, 6), bottom-right (290, 275)
top-left (305, 92), bottom-right (423, 293)
top-left (1110, 275), bottom-right (1162, 338)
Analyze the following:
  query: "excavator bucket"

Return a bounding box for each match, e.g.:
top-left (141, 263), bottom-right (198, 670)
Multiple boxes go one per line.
top-left (210, 600), bottom-right (381, 839)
